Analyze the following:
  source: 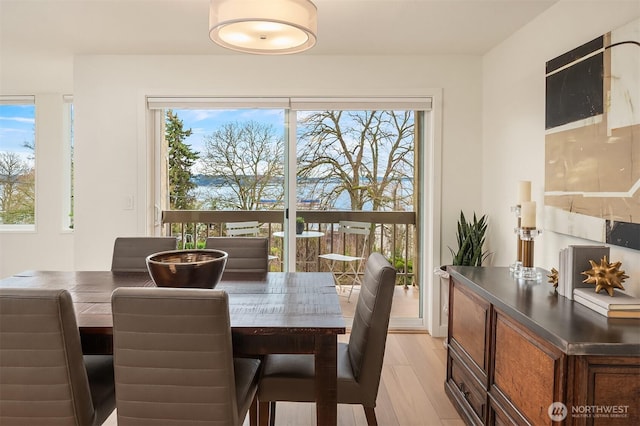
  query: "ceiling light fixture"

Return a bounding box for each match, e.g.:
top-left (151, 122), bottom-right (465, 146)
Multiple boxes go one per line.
top-left (209, 0), bottom-right (318, 55)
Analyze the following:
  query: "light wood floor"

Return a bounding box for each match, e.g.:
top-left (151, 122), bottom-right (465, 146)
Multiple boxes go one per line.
top-left (339, 284), bottom-right (420, 319)
top-left (104, 332), bottom-right (463, 426)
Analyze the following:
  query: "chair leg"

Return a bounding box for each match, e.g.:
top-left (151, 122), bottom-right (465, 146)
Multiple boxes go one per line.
top-left (269, 401), bottom-right (276, 426)
top-left (346, 261), bottom-right (362, 302)
top-left (364, 406), bottom-right (378, 426)
top-left (258, 400), bottom-right (270, 426)
top-left (327, 260), bottom-right (342, 293)
top-left (250, 396), bottom-right (258, 426)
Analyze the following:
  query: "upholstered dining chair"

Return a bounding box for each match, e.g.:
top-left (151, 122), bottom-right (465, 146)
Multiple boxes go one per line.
top-left (0, 288), bottom-right (116, 426)
top-left (111, 287), bottom-right (261, 426)
top-left (257, 252), bottom-right (396, 426)
top-left (206, 236), bottom-right (269, 274)
top-left (226, 221), bottom-right (279, 263)
top-left (110, 236), bottom-right (177, 272)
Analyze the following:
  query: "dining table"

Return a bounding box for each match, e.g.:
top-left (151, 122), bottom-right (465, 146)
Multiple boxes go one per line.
top-left (0, 270), bottom-right (346, 426)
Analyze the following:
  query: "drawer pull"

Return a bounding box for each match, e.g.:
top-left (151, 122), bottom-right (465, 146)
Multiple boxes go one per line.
top-left (458, 382), bottom-right (471, 398)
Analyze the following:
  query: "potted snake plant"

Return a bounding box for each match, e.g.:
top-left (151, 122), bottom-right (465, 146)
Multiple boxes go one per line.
top-left (449, 211), bottom-right (490, 266)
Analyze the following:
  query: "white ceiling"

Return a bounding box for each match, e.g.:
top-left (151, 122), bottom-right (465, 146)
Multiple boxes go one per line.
top-left (0, 0), bottom-right (557, 56)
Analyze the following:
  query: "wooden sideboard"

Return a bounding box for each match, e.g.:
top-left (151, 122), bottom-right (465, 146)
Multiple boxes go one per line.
top-left (445, 266), bottom-right (640, 426)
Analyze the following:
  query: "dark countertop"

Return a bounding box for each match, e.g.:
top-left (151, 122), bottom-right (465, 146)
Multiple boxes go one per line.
top-left (448, 266), bottom-right (640, 356)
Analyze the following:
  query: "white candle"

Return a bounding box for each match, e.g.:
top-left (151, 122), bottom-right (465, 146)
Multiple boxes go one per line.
top-left (518, 180), bottom-right (531, 205)
top-left (521, 201), bottom-right (536, 228)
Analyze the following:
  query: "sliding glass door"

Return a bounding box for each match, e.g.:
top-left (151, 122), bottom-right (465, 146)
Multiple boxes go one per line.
top-left (148, 96), bottom-right (432, 326)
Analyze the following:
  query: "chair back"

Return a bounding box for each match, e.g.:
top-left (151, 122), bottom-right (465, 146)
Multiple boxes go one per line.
top-left (0, 288), bottom-right (103, 425)
top-left (206, 236), bottom-right (269, 273)
top-left (111, 287), bottom-right (241, 426)
top-left (226, 221), bottom-right (260, 237)
top-left (347, 252), bottom-right (396, 405)
top-left (338, 220), bottom-right (370, 236)
top-left (339, 221), bottom-right (370, 257)
top-left (111, 236), bottom-right (177, 272)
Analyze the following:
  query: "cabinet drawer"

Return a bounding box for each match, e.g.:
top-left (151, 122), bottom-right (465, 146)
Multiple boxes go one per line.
top-left (572, 356), bottom-right (640, 426)
top-left (489, 399), bottom-right (519, 426)
top-left (491, 310), bottom-right (565, 426)
top-left (448, 350), bottom-right (487, 424)
top-left (450, 278), bottom-right (491, 382)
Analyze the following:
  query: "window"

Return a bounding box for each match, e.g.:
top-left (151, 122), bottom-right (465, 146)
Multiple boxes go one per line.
top-left (148, 97), bottom-right (429, 218)
top-left (164, 107), bottom-right (285, 211)
top-left (295, 109), bottom-right (415, 212)
top-left (62, 95), bottom-right (74, 230)
top-left (0, 96), bottom-right (36, 229)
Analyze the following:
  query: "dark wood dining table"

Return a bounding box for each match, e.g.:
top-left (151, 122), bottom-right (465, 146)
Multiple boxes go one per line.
top-left (0, 270), bottom-right (346, 426)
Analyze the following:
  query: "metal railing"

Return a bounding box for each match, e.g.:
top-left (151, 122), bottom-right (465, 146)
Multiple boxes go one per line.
top-left (161, 210), bottom-right (417, 286)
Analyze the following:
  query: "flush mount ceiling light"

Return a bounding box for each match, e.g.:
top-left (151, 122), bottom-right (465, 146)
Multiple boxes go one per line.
top-left (209, 0), bottom-right (318, 55)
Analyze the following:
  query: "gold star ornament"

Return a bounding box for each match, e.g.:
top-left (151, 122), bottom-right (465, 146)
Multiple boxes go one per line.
top-left (581, 256), bottom-right (629, 296)
top-left (547, 268), bottom-right (559, 288)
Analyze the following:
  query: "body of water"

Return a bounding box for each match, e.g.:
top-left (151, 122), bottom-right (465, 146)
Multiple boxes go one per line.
top-left (190, 175), bottom-right (414, 211)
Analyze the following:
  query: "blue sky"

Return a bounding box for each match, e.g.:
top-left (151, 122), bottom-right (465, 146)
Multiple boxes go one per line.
top-left (0, 105), bottom-right (36, 158)
top-left (173, 108), bottom-right (285, 155)
top-left (0, 105), bottom-right (284, 159)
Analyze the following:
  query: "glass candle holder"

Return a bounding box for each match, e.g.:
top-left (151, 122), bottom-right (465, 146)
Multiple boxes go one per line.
top-left (513, 227), bottom-right (543, 280)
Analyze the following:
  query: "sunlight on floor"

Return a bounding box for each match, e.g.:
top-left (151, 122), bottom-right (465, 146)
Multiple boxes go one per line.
top-left (338, 284), bottom-right (420, 319)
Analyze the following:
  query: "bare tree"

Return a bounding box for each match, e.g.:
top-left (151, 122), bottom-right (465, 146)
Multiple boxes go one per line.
top-left (0, 151), bottom-right (35, 224)
top-left (296, 110), bottom-right (414, 211)
top-left (200, 121), bottom-right (284, 210)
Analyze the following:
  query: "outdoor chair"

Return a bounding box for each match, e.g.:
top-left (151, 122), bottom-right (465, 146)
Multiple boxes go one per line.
top-left (111, 287), bottom-right (260, 426)
top-left (226, 221), bottom-right (279, 263)
top-left (206, 236), bottom-right (269, 274)
top-left (110, 236), bottom-right (177, 272)
top-left (319, 221), bottom-right (370, 301)
top-left (225, 220), bottom-right (262, 237)
top-left (0, 288), bottom-right (116, 426)
top-left (257, 252), bottom-right (397, 426)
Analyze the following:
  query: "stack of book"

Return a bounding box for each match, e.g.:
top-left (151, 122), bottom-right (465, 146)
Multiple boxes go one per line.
top-left (573, 288), bottom-right (640, 318)
top-left (557, 245), bottom-right (609, 300)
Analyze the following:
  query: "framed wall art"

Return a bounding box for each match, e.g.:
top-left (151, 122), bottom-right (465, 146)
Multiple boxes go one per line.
top-left (545, 18), bottom-right (640, 250)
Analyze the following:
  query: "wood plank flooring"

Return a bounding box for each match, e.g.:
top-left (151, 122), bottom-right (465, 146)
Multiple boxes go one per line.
top-left (104, 332), bottom-right (463, 426)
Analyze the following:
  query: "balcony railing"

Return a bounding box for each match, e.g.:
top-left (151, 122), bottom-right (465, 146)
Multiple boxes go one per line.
top-left (161, 210), bottom-right (417, 287)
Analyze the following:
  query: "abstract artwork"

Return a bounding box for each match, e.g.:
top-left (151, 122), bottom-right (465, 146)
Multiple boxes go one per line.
top-left (545, 18), bottom-right (640, 250)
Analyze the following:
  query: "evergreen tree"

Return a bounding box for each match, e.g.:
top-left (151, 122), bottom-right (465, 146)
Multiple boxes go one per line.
top-left (165, 110), bottom-right (199, 210)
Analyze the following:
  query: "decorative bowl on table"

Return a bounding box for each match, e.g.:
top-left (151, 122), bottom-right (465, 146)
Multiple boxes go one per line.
top-left (146, 249), bottom-right (228, 289)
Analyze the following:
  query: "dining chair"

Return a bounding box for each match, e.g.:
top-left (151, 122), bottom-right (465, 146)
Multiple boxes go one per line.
top-left (110, 236), bottom-right (177, 272)
top-left (318, 220), bottom-right (371, 301)
top-left (0, 288), bottom-right (116, 426)
top-left (206, 236), bottom-right (269, 274)
top-left (257, 252), bottom-right (396, 426)
top-left (226, 221), bottom-right (279, 263)
top-left (111, 287), bottom-right (261, 426)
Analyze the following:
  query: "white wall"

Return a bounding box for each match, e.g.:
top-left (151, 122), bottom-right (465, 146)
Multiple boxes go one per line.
top-left (483, 0), bottom-right (640, 296)
top-left (1, 54), bottom-right (483, 282)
